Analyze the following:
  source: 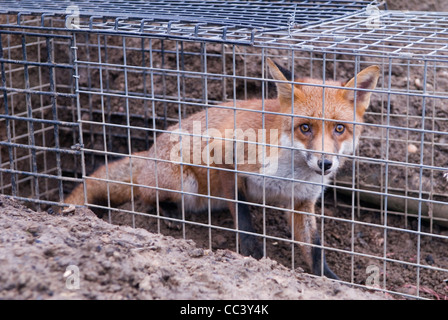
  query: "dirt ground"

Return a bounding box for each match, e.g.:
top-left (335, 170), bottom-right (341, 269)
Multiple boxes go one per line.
top-left (0, 195), bottom-right (387, 300)
top-left (107, 192), bottom-right (448, 300)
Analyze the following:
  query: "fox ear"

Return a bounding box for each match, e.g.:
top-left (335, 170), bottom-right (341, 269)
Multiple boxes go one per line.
top-left (267, 58), bottom-right (294, 101)
top-left (341, 65), bottom-right (380, 115)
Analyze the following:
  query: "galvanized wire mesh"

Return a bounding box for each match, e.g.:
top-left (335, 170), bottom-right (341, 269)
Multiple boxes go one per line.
top-left (0, 0), bottom-right (374, 29)
top-left (0, 0), bottom-right (377, 44)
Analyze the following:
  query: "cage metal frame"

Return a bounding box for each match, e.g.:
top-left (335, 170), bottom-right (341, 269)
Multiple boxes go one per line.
top-left (1, 1), bottom-right (448, 300)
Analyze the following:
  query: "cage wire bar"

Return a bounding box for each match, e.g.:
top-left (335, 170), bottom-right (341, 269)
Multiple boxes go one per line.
top-left (1, 0), bottom-right (448, 299)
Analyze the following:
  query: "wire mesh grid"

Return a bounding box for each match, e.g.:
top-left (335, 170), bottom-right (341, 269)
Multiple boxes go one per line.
top-left (258, 9), bottom-right (448, 60)
top-left (0, 0), bottom-right (373, 26)
top-left (0, 0), bottom-right (377, 44)
top-left (1, 2), bottom-right (448, 299)
top-left (0, 15), bottom-right (80, 210)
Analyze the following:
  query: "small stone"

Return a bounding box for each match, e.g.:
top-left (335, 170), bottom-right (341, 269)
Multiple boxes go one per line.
top-left (188, 248), bottom-right (204, 258)
top-left (407, 144), bottom-right (418, 154)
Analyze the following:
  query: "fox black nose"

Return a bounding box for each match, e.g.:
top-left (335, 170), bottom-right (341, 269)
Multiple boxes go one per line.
top-left (317, 159), bottom-right (333, 172)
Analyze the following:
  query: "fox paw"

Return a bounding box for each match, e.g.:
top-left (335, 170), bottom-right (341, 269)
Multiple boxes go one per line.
top-left (240, 234), bottom-right (264, 259)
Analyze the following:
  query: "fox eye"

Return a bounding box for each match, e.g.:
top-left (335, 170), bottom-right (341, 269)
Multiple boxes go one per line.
top-left (299, 123), bottom-right (311, 134)
top-left (335, 124), bottom-right (345, 134)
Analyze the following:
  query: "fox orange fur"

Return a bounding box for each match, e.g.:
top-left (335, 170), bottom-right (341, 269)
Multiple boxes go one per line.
top-left (65, 59), bottom-right (380, 279)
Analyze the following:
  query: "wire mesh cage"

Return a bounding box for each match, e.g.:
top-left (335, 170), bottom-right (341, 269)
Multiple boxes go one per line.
top-left (1, 0), bottom-right (448, 299)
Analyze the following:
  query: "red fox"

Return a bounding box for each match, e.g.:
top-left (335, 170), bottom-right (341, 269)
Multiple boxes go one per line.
top-left (65, 59), bottom-right (380, 279)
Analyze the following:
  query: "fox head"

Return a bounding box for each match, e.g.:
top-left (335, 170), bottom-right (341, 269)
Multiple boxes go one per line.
top-left (267, 58), bottom-right (380, 177)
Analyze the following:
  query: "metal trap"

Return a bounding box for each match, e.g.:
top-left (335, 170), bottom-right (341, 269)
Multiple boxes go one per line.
top-left (1, 1), bottom-right (447, 299)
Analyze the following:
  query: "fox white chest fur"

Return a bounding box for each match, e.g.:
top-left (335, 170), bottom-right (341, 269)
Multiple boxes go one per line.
top-left (244, 136), bottom-right (333, 207)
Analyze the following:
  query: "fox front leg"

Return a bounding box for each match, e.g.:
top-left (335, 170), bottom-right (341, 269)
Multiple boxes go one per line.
top-left (289, 201), bottom-right (339, 280)
top-left (218, 171), bottom-right (263, 259)
top-left (234, 192), bottom-right (264, 259)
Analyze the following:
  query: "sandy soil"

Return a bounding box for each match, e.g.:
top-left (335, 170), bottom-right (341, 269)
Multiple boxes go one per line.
top-left (0, 195), bottom-right (387, 300)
